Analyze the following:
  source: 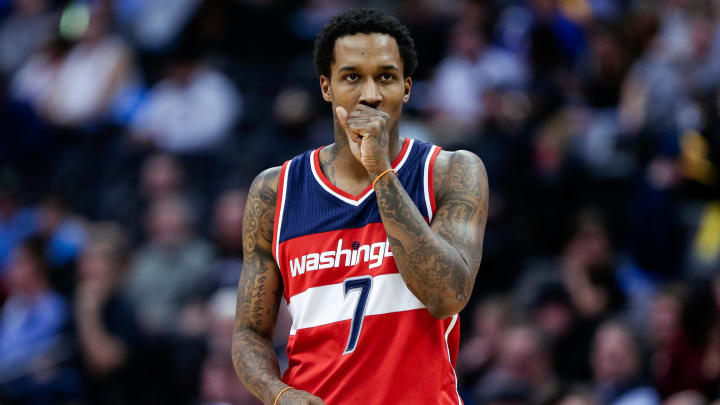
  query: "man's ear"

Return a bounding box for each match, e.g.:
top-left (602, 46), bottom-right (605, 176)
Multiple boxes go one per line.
top-left (320, 75), bottom-right (332, 102)
top-left (403, 76), bottom-right (412, 103)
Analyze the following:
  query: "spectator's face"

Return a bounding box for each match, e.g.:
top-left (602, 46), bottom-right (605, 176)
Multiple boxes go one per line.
top-left (473, 300), bottom-right (506, 337)
top-left (37, 200), bottom-right (64, 235)
top-left (148, 199), bottom-right (190, 246)
top-left (320, 33), bottom-right (411, 136)
top-left (557, 394), bottom-right (596, 405)
top-left (451, 24), bottom-right (484, 60)
top-left (649, 293), bottom-right (681, 347)
top-left (592, 325), bottom-right (638, 384)
top-left (7, 246), bottom-right (43, 293)
top-left (78, 244), bottom-right (116, 284)
top-left (213, 190), bottom-right (246, 250)
top-left (0, 192), bottom-right (17, 217)
top-left (141, 154), bottom-right (182, 199)
top-left (565, 221), bottom-right (610, 268)
top-left (499, 327), bottom-right (547, 382)
top-left (535, 302), bottom-right (572, 338)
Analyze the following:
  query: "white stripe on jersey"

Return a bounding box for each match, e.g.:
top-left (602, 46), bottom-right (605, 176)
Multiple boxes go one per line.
top-left (287, 273), bottom-right (425, 335)
top-left (444, 314), bottom-right (463, 405)
top-left (308, 139), bottom-right (415, 207)
top-left (275, 160), bottom-right (292, 269)
top-left (423, 145), bottom-right (440, 221)
top-left (394, 138), bottom-right (415, 172)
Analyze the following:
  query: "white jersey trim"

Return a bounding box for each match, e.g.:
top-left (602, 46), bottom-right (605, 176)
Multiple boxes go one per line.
top-left (274, 160), bottom-right (292, 269)
top-left (309, 139), bottom-right (415, 207)
top-left (444, 313), bottom-right (463, 405)
top-left (424, 145), bottom-right (440, 221)
top-left (287, 273), bottom-right (425, 335)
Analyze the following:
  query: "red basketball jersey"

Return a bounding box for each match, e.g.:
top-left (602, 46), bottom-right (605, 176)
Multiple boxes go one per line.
top-left (272, 138), bottom-right (462, 404)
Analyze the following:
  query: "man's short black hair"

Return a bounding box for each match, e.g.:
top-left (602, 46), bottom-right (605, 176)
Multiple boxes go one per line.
top-left (313, 8), bottom-right (418, 78)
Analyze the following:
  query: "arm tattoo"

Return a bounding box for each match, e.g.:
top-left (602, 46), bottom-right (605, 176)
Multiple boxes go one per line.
top-left (232, 167), bottom-right (288, 404)
top-left (374, 150), bottom-right (488, 318)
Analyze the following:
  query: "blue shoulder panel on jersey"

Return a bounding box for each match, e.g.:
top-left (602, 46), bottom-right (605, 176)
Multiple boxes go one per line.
top-left (278, 139), bottom-right (435, 244)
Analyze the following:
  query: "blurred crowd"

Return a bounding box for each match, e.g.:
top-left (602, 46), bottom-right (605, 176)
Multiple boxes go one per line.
top-left (2, 0), bottom-right (720, 404)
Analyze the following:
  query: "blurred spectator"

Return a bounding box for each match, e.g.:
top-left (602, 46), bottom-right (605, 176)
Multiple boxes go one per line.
top-left (516, 209), bottom-right (626, 381)
top-left (74, 222), bottom-right (141, 405)
top-left (140, 152), bottom-right (185, 202)
top-left (663, 390), bottom-right (708, 405)
top-left (9, 37), bottom-right (66, 112)
top-left (0, 169), bottom-right (37, 279)
top-left (0, 236), bottom-right (81, 403)
top-left (129, 44), bottom-right (241, 153)
top-left (591, 320), bottom-right (659, 405)
top-left (457, 296), bottom-right (510, 390)
top-left (210, 188), bottom-right (246, 289)
top-left (99, 152), bottom-right (196, 245)
top-left (113, 0), bottom-right (201, 51)
top-left (550, 387), bottom-right (599, 405)
top-left (124, 194), bottom-right (214, 335)
top-left (43, 1), bottom-right (137, 128)
top-left (681, 15), bottom-right (720, 98)
top-left (647, 284), bottom-right (684, 395)
top-left (475, 324), bottom-right (559, 405)
top-left (528, 282), bottom-right (580, 381)
top-left (654, 276), bottom-right (720, 399)
top-left (428, 20), bottom-right (526, 140)
top-left (581, 21), bottom-right (631, 109)
top-left (0, 0), bottom-right (57, 75)
top-left (199, 287), bottom-right (261, 405)
top-left (619, 5), bottom-right (687, 138)
top-left (36, 194), bottom-right (87, 293)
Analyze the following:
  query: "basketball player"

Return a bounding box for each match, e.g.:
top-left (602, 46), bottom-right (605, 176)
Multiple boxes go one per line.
top-left (232, 9), bottom-right (488, 405)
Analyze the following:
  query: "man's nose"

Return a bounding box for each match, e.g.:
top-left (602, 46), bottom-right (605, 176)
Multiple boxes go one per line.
top-left (358, 78), bottom-right (381, 107)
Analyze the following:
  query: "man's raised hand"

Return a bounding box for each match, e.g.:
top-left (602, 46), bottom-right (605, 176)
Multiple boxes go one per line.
top-left (335, 105), bottom-right (392, 177)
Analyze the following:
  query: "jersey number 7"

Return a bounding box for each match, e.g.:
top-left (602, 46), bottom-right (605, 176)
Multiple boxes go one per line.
top-left (343, 276), bottom-right (372, 354)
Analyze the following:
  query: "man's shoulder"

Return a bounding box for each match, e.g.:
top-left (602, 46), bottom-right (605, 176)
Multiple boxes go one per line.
top-left (432, 149), bottom-right (487, 199)
top-left (245, 166), bottom-right (283, 216)
top-left (433, 149), bottom-right (484, 177)
top-left (251, 166), bottom-right (283, 194)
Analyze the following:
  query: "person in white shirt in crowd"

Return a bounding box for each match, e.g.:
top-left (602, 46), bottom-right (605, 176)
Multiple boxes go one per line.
top-left (129, 43), bottom-right (241, 154)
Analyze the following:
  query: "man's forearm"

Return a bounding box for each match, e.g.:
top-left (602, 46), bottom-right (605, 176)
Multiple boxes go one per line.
top-left (232, 326), bottom-right (288, 404)
top-left (373, 173), bottom-right (470, 318)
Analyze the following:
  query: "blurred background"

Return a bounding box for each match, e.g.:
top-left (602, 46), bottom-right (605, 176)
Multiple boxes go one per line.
top-left (1, 0), bottom-right (720, 404)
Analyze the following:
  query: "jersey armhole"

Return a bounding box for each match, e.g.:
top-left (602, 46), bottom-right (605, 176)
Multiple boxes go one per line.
top-left (424, 146), bottom-right (442, 221)
top-left (272, 160), bottom-right (291, 273)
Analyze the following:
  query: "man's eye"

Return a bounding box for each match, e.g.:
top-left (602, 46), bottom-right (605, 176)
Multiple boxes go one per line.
top-left (346, 73), bottom-right (359, 82)
top-left (380, 73), bottom-right (395, 81)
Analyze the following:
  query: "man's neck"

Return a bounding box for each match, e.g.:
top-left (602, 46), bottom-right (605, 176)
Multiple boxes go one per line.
top-left (319, 123), bottom-right (402, 194)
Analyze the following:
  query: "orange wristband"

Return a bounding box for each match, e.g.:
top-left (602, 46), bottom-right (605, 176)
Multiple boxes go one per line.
top-left (273, 387), bottom-right (293, 405)
top-left (372, 168), bottom-right (395, 188)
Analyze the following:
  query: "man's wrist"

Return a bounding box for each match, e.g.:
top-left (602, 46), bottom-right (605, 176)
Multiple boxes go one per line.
top-left (366, 162), bottom-right (393, 179)
top-left (268, 381), bottom-right (291, 404)
top-left (372, 168), bottom-right (396, 189)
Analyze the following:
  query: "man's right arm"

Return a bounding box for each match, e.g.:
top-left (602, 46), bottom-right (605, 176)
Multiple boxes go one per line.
top-left (232, 167), bottom-right (324, 405)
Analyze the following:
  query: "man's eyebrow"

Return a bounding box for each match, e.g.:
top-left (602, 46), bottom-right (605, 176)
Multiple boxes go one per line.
top-left (336, 65), bottom-right (400, 73)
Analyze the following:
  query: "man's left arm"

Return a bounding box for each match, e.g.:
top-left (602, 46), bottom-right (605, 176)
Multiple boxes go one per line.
top-left (374, 150), bottom-right (488, 319)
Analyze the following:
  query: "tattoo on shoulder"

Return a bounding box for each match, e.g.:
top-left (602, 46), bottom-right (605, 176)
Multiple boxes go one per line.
top-left (433, 150), bottom-right (488, 270)
top-left (238, 167), bottom-right (282, 330)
